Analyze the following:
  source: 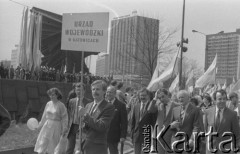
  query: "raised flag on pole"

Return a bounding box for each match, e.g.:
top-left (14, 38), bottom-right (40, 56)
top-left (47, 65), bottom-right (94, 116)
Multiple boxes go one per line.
top-left (231, 79), bottom-right (240, 93)
top-left (147, 50), bottom-right (180, 91)
top-left (195, 54), bottom-right (217, 88)
top-left (222, 80), bottom-right (227, 90)
top-left (229, 76), bottom-right (236, 92)
top-left (186, 70), bottom-right (194, 87)
top-left (19, 8), bottom-right (28, 69)
top-left (217, 81), bottom-right (222, 90)
top-left (169, 74), bottom-right (179, 93)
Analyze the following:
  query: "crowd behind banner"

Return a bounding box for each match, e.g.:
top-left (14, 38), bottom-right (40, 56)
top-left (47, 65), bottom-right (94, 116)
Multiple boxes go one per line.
top-left (1, 76), bottom-right (240, 153)
top-left (0, 64), bottom-right (112, 84)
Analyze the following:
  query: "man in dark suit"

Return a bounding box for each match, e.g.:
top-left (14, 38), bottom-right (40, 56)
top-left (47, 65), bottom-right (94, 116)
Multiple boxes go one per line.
top-left (131, 87), bottom-right (157, 154)
top-left (147, 88), bottom-right (179, 154)
top-left (66, 82), bottom-right (92, 154)
top-left (82, 80), bottom-right (115, 154)
top-left (170, 90), bottom-right (203, 154)
top-left (204, 89), bottom-right (240, 154)
top-left (227, 92), bottom-right (240, 122)
top-left (0, 104), bottom-right (11, 137)
top-left (106, 85), bottom-right (128, 154)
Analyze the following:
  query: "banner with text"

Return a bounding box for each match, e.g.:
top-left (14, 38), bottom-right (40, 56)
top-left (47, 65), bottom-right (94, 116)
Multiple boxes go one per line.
top-left (61, 12), bottom-right (109, 52)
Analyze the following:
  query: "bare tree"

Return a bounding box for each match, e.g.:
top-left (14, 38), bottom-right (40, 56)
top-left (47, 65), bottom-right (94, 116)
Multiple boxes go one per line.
top-left (182, 56), bottom-right (204, 79)
top-left (117, 17), bottom-right (178, 86)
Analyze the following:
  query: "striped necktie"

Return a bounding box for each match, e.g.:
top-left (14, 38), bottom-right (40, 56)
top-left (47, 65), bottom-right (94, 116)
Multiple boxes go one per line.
top-left (180, 105), bottom-right (185, 123)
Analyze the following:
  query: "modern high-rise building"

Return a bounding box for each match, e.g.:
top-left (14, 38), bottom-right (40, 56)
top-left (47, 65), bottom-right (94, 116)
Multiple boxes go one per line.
top-left (95, 54), bottom-right (109, 77)
top-left (109, 13), bottom-right (159, 85)
top-left (11, 45), bottom-right (19, 68)
top-left (205, 29), bottom-right (240, 84)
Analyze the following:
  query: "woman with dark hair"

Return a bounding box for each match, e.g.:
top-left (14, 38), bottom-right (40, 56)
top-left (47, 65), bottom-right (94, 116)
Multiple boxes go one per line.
top-left (34, 88), bottom-right (68, 154)
top-left (202, 95), bottom-right (212, 109)
top-left (190, 97), bottom-right (199, 107)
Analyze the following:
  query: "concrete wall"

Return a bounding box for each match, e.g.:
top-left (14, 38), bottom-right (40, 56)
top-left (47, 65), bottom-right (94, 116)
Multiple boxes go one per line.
top-left (0, 79), bottom-right (92, 121)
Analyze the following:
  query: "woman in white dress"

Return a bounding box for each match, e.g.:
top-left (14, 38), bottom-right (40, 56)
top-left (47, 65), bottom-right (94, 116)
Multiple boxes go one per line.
top-left (34, 88), bottom-right (68, 154)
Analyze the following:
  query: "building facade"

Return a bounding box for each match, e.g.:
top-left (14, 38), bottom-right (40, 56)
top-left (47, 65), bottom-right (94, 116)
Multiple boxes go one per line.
top-left (11, 45), bottom-right (19, 69)
top-left (109, 13), bottom-right (159, 85)
top-left (205, 29), bottom-right (240, 84)
top-left (96, 54), bottom-right (109, 77)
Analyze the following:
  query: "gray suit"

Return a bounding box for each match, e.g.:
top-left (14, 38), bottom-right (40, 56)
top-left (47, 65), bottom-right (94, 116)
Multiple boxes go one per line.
top-left (204, 107), bottom-right (240, 154)
top-left (147, 100), bottom-right (179, 154)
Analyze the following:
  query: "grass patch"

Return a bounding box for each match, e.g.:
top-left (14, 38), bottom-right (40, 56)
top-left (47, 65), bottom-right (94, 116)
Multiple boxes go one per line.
top-left (0, 123), bottom-right (39, 151)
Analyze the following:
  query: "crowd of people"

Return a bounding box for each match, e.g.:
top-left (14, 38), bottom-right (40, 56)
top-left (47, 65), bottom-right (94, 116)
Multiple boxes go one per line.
top-left (0, 64), bottom-right (112, 85)
top-left (0, 78), bottom-right (240, 154)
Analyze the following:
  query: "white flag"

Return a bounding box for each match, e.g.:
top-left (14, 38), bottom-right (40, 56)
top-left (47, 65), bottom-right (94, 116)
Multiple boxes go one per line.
top-left (195, 54), bottom-right (217, 88)
top-left (147, 50), bottom-right (180, 91)
top-left (186, 70), bottom-right (194, 87)
top-left (169, 74), bottom-right (179, 93)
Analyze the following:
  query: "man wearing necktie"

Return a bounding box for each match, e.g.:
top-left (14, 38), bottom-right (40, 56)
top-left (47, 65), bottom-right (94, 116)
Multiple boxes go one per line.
top-left (106, 86), bottom-right (128, 154)
top-left (66, 83), bottom-right (92, 154)
top-left (147, 88), bottom-right (179, 154)
top-left (82, 80), bottom-right (115, 154)
top-left (227, 92), bottom-right (240, 125)
top-left (131, 87), bottom-right (157, 154)
top-left (170, 90), bottom-right (203, 154)
top-left (204, 89), bottom-right (240, 154)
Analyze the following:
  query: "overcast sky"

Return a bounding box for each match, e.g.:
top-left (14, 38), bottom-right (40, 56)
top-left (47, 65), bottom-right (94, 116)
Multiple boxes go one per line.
top-left (0, 0), bottom-right (240, 74)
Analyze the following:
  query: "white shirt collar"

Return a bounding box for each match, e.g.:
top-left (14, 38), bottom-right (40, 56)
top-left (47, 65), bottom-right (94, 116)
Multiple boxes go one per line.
top-left (109, 98), bottom-right (116, 104)
top-left (215, 106), bottom-right (225, 117)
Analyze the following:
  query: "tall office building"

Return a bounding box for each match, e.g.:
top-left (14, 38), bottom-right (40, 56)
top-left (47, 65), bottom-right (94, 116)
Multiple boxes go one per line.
top-left (11, 45), bottom-right (19, 68)
top-left (96, 54), bottom-right (109, 77)
top-left (205, 29), bottom-right (240, 84)
top-left (109, 13), bottom-right (159, 85)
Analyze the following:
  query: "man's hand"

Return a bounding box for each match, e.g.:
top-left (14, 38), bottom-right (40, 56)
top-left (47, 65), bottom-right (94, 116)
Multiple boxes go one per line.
top-left (170, 120), bottom-right (180, 129)
top-left (120, 138), bottom-right (125, 143)
top-left (189, 139), bottom-right (194, 148)
top-left (83, 113), bottom-right (91, 123)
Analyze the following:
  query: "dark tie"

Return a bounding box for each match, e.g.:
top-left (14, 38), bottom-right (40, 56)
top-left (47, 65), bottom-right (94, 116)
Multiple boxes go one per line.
top-left (215, 109), bottom-right (221, 130)
top-left (140, 103), bottom-right (146, 119)
top-left (90, 103), bottom-right (97, 115)
top-left (163, 104), bottom-right (167, 119)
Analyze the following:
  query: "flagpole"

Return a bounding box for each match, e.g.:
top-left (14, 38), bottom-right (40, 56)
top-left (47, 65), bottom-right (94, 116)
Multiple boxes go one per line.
top-left (79, 51), bottom-right (84, 153)
top-left (214, 67), bottom-right (216, 85)
top-left (179, 0), bottom-right (186, 90)
top-left (75, 51), bottom-right (84, 154)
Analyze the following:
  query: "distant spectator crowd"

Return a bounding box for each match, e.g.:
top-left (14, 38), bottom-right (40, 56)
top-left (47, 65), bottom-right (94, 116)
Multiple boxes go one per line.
top-left (0, 64), bottom-right (112, 85)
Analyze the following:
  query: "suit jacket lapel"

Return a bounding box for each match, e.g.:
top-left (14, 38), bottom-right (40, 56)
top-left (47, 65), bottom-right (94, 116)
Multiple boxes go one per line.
top-left (212, 107), bottom-right (217, 131)
top-left (217, 108), bottom-right (227, 132)
top-left (181, 104), bottom-right (193, 126)
top-left (139, 101), bottom-right (150, 121)
top-left (135, 103), bottom-right (141, 123)
top-left (164, 102), bottom-right (173, 123)
top-left (86, 102), bottom-right (94, 114)
top-left (71, 98), bottom-right (77, 120)
top-left (92, 100), bottom-right (107, 119)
